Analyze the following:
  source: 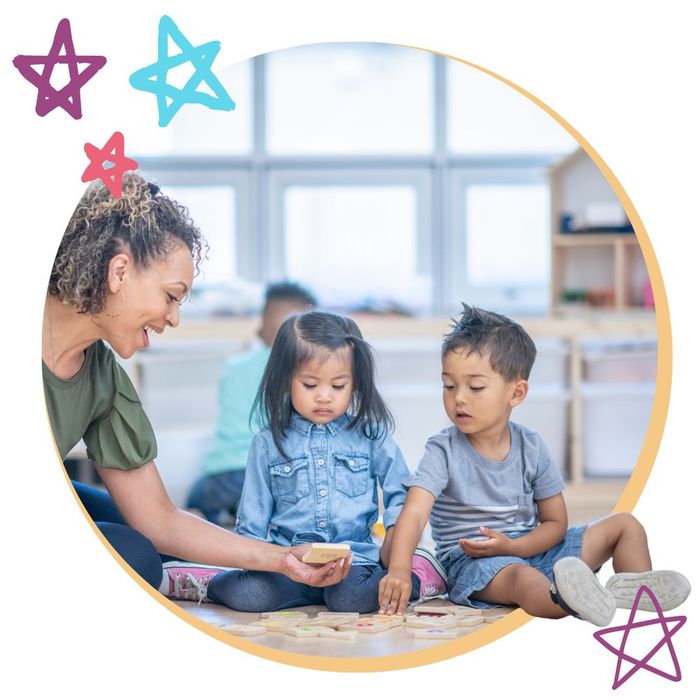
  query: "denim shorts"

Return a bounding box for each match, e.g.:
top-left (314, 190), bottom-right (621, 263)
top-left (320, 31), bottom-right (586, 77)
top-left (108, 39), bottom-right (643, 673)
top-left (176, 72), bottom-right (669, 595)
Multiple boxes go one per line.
top-left (444, 525), bottom-right (587, 609)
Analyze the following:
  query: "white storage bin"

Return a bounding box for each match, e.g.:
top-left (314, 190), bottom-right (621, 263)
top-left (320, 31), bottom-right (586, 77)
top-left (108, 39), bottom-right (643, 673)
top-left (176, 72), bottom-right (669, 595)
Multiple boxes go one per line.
top-left (580, 337), bottom-right (657, 383)
top-left (581, 382), bottom-right (655, 477)
top-left (380, 383), bottom-right (448, 470)
top-left (529, 338), bottom-right (570, 386)
top-left (373, 338), bottom-right (443, 386)
top-left (151, 426), bottom-right (213, 507)
top-left (511, 384), bottom-right (571, 477)
top-left (374, 336), bottom-right (569, 387)
top-left (135, 339), bottom-right (243, 428)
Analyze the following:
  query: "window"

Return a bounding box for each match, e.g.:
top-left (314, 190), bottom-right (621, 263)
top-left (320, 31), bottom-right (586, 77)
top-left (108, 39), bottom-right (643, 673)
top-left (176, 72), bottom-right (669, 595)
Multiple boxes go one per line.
top-left (447, 60), bottom-right (577, 155)
top-left (268, 170), bottom-right (432, 313)
top-left (135, 44), bottom-right (578, 316)
top-left (449, 170), bottom-right (550, 314)
top-left (127, 60), bottom-right (253, 156)
top-left (283, 185), bottom-right (430, 311)
top-left (266, 44), bottom-right (433, 154)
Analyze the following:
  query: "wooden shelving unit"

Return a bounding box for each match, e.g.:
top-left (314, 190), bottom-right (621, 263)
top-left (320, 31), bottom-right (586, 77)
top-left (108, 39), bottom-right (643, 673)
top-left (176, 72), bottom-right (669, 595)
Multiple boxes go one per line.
top-left (550, 149), bottom-right (650, 314)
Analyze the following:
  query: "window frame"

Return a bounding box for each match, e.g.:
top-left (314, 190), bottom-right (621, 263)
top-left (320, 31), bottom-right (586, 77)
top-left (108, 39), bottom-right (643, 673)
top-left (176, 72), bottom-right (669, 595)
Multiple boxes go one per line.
top-left (135, 50), bottom-right (575, 316)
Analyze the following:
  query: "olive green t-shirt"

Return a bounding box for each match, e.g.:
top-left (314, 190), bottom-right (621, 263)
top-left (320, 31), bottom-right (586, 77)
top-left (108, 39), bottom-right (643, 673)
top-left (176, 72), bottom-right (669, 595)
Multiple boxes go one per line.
top-left (43, 340), bottom-right (157, 470)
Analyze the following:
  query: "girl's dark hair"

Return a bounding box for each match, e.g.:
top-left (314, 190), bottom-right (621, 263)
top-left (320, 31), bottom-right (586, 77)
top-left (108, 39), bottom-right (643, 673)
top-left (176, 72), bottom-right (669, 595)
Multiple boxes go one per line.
top-left (252, 310), bottom-right (394, 457)
top-left (442, 304), bottom-right (537, 381)
top-left (48, 171), bottom-right (206, 314)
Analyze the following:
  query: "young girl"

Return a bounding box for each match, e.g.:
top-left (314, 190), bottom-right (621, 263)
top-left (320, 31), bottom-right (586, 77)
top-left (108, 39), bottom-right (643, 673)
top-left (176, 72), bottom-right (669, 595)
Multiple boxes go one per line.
top-left (206, 311), bottom-right (446, 613)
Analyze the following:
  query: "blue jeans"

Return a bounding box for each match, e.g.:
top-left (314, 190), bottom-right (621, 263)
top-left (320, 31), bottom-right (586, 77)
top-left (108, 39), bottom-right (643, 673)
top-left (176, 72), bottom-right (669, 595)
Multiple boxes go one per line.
top-left (208, 564), bottom-right (421, 614)
top-left (446, 525), bottom-right (587, 608)
top-left (186, 470), bottom-right (246, 524)
top-left (72, 481), bottom-right (164, 589)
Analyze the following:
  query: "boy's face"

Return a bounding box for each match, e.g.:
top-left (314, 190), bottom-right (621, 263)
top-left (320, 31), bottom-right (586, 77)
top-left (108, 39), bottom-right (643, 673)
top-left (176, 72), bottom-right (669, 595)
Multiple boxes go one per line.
top-left (258, 299), bottom-right (309, 347)
top-left (441, 348), bottom-right (527, 437)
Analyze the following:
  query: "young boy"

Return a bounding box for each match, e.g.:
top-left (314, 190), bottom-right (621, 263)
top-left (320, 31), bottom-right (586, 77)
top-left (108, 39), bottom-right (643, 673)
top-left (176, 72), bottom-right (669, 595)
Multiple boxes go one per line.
top-left (378, 305), bottom-right (689, 625)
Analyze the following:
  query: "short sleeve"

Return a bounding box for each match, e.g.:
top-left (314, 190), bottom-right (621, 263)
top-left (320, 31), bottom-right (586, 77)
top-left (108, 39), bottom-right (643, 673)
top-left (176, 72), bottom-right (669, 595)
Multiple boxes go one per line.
top-left (403, 432), bottom-right (450, 499)
top-left (530, 432), bottom-right (565, 500)
top-left (83, 361), bottom-right (157, 470)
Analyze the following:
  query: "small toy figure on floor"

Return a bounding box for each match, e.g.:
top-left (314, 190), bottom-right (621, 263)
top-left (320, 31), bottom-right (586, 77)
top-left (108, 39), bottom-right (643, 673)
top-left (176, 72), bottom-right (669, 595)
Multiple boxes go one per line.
top-left (379, 305), bottom-right (690, 625)
top-left (203, 311), bottom-right (446, 613)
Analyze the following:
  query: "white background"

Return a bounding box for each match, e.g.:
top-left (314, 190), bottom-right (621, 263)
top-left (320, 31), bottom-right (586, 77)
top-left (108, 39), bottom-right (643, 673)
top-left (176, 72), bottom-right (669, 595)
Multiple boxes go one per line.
top-left (2, 0), bottom-right (698, 696)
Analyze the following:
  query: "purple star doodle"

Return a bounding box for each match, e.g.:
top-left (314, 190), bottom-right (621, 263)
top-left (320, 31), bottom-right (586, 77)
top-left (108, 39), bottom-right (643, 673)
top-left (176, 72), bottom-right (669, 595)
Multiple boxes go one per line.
top-left (593, 584), bottom-right (687, 690)
top-left (12, 18), bottom-right (106, 119)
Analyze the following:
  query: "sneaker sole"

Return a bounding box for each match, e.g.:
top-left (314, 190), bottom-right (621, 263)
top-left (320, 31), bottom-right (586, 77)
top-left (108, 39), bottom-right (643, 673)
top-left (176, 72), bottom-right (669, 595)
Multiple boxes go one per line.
top-left (605, 570), bottom-right (691, 611)
top-left (553, 557), bottom-right (615, 627)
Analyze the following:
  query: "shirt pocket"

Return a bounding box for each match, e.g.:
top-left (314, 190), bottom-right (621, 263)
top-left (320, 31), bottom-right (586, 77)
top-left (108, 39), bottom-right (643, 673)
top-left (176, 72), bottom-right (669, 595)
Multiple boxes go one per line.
top-left (268, 457), bottom-right (310, 505)
top-left (333, 452), bottom-right (370, 498)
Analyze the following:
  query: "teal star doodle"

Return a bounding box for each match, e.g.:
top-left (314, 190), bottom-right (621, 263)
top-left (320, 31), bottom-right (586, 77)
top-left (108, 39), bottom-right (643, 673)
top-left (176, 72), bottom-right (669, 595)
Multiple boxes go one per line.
top-left (128, 15), bottom-right (235, 127)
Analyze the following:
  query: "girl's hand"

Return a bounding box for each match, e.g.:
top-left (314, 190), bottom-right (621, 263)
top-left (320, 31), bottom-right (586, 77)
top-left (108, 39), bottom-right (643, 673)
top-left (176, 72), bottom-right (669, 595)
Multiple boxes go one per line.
top-left (458, 527), bottom-right (514, 558)
top-left (283, 545), bottom-right (353, 586)
top-left (378, 571), bottom-right (413, 615)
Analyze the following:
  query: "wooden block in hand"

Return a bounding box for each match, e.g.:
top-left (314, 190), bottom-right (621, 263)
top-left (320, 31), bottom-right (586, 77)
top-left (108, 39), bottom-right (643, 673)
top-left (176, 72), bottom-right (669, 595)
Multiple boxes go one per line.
top-left (301, 543), bottom-right (351, 564)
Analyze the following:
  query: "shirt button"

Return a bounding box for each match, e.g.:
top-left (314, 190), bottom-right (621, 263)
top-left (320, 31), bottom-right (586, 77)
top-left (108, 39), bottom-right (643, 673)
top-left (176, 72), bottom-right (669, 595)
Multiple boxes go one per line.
top-left (348, 460), bottom-right (355, 467)
top-left (318, 459), bottom-right (325, 466)
top-left (284, 466), bottom-right (291, 473)
top-left (319, 521), bottom-right (326, 528)
top-left (319, 489), bottom-right (327, 497)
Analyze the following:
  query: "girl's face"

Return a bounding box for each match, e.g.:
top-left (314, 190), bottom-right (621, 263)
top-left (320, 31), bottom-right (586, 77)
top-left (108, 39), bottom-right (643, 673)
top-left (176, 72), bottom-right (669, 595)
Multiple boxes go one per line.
top-left (100, 244), bottom-right (194, 359)
top-left (291, 347), bottom-right (354, 425)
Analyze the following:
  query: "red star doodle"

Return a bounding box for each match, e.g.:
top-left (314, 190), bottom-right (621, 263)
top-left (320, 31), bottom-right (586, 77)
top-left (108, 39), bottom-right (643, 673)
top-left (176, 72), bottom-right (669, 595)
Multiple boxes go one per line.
top-left (593, 585), bottom-right (687, 690)
top-left (81, 132), bottom-right (139, 199)
top-left (12, 18), bottom-right (106, 119)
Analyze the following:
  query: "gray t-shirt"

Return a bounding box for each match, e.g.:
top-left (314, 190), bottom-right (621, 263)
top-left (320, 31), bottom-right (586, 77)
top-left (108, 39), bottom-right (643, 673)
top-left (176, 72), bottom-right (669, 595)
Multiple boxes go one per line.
top-left (405, 422), bottom-right (565, 562)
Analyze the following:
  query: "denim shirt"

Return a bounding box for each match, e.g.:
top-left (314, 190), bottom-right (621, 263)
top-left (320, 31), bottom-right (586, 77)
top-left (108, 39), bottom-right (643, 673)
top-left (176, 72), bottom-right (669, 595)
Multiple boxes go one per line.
top-left (235, 412), bottom-right (410, 565)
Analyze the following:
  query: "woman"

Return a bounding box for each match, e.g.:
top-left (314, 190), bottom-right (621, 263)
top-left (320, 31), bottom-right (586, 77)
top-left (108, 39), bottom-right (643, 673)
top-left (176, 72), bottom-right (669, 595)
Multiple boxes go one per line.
top-left (42, 172), bottom-right (350, 600)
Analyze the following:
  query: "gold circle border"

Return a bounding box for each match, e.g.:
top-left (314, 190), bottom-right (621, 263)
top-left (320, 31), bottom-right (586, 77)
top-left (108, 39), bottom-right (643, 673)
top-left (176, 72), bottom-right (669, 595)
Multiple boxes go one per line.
top-left (51, 43), bottom-right (671, 674)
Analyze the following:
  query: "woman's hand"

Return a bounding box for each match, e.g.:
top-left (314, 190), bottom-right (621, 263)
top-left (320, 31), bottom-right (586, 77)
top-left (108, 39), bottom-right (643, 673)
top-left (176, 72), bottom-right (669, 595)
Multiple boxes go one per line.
top-left (378, 570), bottom-right (413, 615)
top-left (458, 527), bottom-right (514, 558)
top-left (282, 545), bottom-right (353, 586)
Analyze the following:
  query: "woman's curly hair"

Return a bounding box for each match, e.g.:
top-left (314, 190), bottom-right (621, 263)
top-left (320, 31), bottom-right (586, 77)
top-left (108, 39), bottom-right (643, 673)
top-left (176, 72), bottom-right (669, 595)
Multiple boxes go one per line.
top-left (48, 171), bottom-right (206, 314)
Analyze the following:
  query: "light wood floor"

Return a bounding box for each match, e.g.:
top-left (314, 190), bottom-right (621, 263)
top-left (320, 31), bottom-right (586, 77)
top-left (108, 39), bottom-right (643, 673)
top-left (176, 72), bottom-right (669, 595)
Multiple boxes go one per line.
top-left (173, 480), bottom-right (627, 659)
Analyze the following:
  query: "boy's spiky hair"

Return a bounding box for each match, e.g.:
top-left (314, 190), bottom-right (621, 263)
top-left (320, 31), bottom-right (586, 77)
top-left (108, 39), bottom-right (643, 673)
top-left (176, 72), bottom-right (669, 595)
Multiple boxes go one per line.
top-left (442, 304), bottom-right (537, 381)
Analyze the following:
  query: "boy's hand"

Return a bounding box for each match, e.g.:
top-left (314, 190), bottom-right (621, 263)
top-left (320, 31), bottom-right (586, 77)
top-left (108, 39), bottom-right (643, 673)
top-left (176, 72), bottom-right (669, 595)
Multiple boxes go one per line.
top-left (378, 571), bottom-right (413, 615)
top-left (459, 527), bottom-right (514, 557)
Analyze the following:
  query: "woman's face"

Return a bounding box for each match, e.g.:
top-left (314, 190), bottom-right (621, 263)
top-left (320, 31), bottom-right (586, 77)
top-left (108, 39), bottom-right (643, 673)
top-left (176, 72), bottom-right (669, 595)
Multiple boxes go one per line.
top-left (101, 243), bottom-right (194, 358)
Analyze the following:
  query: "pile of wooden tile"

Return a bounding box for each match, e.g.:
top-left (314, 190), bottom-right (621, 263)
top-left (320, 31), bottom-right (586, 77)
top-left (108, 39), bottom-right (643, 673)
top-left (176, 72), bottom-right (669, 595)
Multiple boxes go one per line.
top-left (218, 605), bottom-right (509, 642)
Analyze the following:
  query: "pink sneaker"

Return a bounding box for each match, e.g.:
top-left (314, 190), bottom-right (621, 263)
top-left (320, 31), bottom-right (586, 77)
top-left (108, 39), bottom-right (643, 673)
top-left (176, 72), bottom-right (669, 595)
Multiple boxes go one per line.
top-left (412, 546), bottom-right (448, 599)
top-left (162, 562), bottom-right (229, 604)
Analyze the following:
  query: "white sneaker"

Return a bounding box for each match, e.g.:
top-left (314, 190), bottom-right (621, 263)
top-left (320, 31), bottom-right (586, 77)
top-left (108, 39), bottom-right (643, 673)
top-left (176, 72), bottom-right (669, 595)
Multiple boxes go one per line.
top-left (605, 570), bottom-right (691, 612)
top-left (551, 557), bottom-right (616, 627)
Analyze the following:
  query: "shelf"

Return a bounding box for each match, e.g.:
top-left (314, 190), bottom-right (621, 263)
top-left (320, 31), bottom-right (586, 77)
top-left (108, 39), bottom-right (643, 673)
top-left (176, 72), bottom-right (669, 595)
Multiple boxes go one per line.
top-left (553, 233), bottom-right (638, 247)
